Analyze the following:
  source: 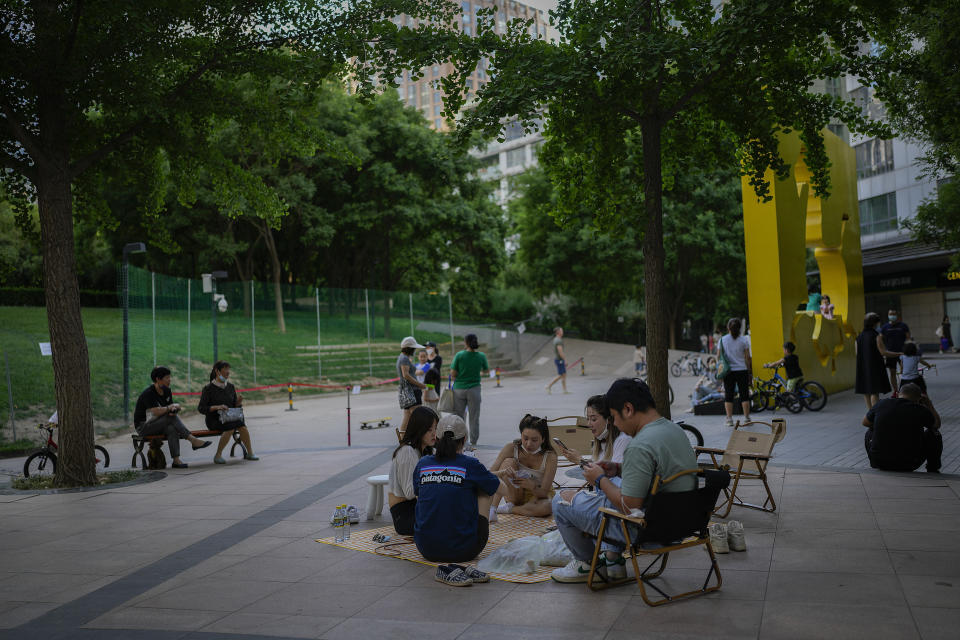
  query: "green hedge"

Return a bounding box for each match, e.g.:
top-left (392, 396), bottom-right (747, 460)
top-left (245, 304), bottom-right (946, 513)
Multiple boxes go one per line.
top-left (0, 287), bottom-right (118, 308)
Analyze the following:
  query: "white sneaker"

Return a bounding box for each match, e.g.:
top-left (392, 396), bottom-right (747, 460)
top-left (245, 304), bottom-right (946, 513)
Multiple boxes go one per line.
top-left (724, 417), bottom-right (734, 427)
top-left (551, 559), bottom-right (592, 583)
top-left (727, 520), bottom-right (746, 551)
top-left (602, 555), bottom-right (627, 580)
top-left (709, 522), bottom-right (730, 553)
top-left (487, 507), bottom-right (498, 523)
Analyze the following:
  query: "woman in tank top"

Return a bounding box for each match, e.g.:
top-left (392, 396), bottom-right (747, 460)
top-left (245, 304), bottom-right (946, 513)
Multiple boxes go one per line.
top-left (486, 414), bottom-right (558, 520)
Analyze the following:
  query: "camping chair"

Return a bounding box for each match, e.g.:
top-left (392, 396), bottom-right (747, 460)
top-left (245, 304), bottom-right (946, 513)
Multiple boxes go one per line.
top-left (585, 468), bottom-right (731, 606)
top-left (547, 416), bottom-right (595, 488)
top-left (695, 419), bottom-right (786, 518)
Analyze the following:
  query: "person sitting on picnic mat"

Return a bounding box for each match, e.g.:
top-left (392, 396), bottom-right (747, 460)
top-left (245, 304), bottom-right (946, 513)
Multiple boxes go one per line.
top-left (388, 406), bottom-right (438, 535)
top-left (550, 378), bottom-right (698, 583)
top-left (197, 360), bottom-right (258, 464)
top-left (413, 414), bottom-right (510, 586)
top-left (487, 414), bottom-right (558, 521)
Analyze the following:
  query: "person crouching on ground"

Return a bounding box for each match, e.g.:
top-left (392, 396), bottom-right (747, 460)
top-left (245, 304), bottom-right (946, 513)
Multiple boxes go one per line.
top-left (134, 366), bottom-right (212, 469)
top-left (197, 361), bottom-right (259, 464)
top-left (550, 378), bottom-right (697, 583)
top-left (862, 382), bottom-right (941, 473)
top-left (487, 414), bottom-right (558, 521)
top-left (554, 395), bottom-right (631, 465)
top-left (388, 406), bottom-right (438, 535)
top-left (414, 414), bottom-right (509, 585)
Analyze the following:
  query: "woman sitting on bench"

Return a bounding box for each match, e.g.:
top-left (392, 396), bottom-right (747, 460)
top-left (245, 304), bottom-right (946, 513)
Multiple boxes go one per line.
top-left (388, 406), bottom-right (438, 535)
top-left (197, 361), bottom-right (258, 464)
top-left (487, 414), bottom-right (558, 520)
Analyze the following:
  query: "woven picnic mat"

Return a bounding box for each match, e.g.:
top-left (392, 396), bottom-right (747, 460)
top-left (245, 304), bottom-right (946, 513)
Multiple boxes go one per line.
top-left (316, 513), bottom-right (556, 583)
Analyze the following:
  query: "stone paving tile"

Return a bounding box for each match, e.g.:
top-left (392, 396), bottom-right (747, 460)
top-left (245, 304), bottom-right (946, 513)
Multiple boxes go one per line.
top-left (881, 529), bottom-right (959, 552)
top-left (771, 545), bottom-right (895, 574)
top-left (889, 550), bottom-right (960, 577)
top-left (245, 583), bottom-right (395, 618)
top-left (607, 597), bottom-right (765, 639)
top-left (897, 574), bottom-right (960, 609)
top-left (910, 607), bottom-right (960, 640)
top-left (477, 590), bottom-right (629, 631)
top-left (458, 623), bottom-right (602, 640)
top-left (323, 618), bottom-right (469, 640)
top-left (85, 605), bottom-right (227, 631)
top-left (758, 603), bottom-right (919, 639)
top-left (202, 611), bottom-right (345, 639)
top-left (764, 571), bottom-right (907, 606)
top-left (0, 601), bottom-right (60, 629)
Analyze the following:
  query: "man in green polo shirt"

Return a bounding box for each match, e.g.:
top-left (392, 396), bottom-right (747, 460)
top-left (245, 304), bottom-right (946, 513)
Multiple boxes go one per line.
top-left (551, 378), bottom-right (697, 582)
top-left (451, 333), bottom-right (490, 450)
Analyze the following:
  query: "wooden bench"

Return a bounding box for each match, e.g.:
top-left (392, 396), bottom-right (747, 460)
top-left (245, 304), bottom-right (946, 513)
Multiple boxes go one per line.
top-left (131, 429), bottom-right (247, 470)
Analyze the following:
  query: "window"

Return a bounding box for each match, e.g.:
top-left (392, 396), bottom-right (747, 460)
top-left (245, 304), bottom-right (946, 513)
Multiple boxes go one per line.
top-left (506, 147), bottom-right (526, 168)
top-left (849, 85), bottom-right (885, 121)
top-left (435, 118), bottom-right (443, 129)
top-left (432, 65), bottom-right (439, 77)
top-left (855, 138), bottom-right (894, 179)
top-left (859, 192), bottom-right (898, 236)
top-left (503, 120), bottom-right (525, 141)
top-left (434, 104), bottom-right (442, 116)
top-left (463, 24), bottom-right (472, 35)
top-left (433, 91), bottom-right (441, 103)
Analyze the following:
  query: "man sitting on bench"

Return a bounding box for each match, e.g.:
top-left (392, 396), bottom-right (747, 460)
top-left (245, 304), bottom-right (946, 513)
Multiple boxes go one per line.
top-left (862, 382), bottom-right (941, 473)
top-left (135, 366), bottom-right (211, 468)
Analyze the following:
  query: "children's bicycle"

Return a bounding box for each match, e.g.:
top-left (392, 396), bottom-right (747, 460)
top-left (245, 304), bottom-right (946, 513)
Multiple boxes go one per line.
top-left (755, 366), bottom-right (827, 412)
top-left (23, 423), bottom-right (110, 478)
top-left (670, 353), bottom-right (717, 377)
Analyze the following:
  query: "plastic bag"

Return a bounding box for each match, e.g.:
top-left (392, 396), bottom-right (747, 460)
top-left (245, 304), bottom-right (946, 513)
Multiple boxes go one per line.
top-left (540, 529), bottom-right (574, 567)
top-left (477, 535), bottom-right (543, 574)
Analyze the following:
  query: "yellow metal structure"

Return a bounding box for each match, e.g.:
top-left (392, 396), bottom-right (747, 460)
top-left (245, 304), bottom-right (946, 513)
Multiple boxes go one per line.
top-left (741, 130), bottom-right (863, 393)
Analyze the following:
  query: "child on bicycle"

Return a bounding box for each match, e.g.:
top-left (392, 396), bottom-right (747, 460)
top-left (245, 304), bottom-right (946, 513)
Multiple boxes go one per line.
top-left (764, 341), bottom-right (803, 391)
top-left (899, 342), bottom-right (933, 395)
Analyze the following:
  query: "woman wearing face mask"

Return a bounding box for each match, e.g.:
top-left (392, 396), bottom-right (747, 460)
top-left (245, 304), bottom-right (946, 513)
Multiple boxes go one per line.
top-left (197, 361), bottom-right (258, 464)
top-left (424, 341), bottom-right (443, 377)
top-left (554, 395), bottom-right (631, 465)
top-left (487, 414), bottom-right (558, 520)
top-left (855, 313), bottom-right (898, 409)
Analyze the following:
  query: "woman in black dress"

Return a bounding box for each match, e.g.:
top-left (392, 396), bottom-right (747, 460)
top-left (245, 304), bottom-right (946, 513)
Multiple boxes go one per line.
top-left (855, 312), bottom-right (900, 409)
top-left (198, 361), bottom-right (258, 464)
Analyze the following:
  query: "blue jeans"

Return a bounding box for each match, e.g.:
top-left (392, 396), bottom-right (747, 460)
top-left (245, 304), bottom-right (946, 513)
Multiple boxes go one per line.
top-left (552, 479), bottom-right (637, 562)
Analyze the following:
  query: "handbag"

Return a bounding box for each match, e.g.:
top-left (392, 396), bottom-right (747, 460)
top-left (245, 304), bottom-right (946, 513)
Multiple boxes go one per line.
top-left (218, 407), bottom-right (244, 424)
top-left (423, 386), bottom-right (440, 403)
top-left (715, 336), bottom-right (731, 380)
top-left (437, 388), bottom-right (456, 413)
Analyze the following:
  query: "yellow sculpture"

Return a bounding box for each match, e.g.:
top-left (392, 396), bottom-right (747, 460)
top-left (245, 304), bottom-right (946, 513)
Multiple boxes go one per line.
top-left (741, 129), bottom-right (864, 393)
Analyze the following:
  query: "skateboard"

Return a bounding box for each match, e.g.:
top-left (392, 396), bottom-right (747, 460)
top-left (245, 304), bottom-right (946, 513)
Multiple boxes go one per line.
top-left (359, 417), bottom-right (392, 430)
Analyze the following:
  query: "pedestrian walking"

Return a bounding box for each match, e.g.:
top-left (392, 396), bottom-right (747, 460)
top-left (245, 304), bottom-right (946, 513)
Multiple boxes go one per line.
top-left (719, 318), bottom-right (752, 426)
top-left (451, 333), bottom-right (489, 451)
top-left (546, 327), bottom-right (569, 394)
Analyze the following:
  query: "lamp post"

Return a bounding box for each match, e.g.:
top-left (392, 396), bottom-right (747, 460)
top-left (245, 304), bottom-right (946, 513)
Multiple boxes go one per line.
top-left (203, 270), bottom-right (228, 362)
top-left (122, 242), bottom-right (147, 426)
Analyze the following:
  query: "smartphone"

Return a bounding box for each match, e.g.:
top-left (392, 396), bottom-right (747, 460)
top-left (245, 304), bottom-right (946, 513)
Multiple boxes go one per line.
top-left (552, 437), bottom-right (567, 449)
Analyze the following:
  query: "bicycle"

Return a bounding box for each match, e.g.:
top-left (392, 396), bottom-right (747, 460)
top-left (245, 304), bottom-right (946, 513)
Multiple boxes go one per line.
top-left (23, 423), bottom-right (110, 478)
top-left (639, 373), bottom-right (675, 406)
top-left (671, 353), bottom-right (717, 377)
top-left (675, 420), bottom-right (705, 449)
top-left (756, 366), bottom-right (827, 412)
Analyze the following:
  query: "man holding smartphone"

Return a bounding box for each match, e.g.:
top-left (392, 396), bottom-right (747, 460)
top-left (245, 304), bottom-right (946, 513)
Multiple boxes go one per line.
top-left (550, 378), bottom-right (697, 583)
top-left (134, 366), bottom-right (212, 468)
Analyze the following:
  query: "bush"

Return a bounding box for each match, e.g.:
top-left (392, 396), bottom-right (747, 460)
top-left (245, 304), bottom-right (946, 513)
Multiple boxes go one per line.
top-left (488, 287), bottom-right (536, 323)
top-left (0, 287), bottom-right (117, 307)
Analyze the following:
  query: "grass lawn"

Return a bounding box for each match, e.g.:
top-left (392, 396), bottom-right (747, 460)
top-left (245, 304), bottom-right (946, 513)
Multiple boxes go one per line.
top-left (0, 305), bottom-right (453, 436)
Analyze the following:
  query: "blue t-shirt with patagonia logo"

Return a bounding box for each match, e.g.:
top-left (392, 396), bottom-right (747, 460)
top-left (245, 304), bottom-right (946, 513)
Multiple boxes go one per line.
top-left (413, 453), bottom-right (500, 560)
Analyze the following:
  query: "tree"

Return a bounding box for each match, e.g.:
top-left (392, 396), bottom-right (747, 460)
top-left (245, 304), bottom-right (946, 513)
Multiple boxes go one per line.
top-left (364, 0), bottom-right (892, 415)
top-left (873, 0), bottom-right (960, 260)
top-left (0, 1), bottom-right (398, 486)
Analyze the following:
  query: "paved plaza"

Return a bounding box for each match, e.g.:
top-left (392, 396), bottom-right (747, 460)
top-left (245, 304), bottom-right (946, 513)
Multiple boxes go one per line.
top-left (0, 339), bottom-right (958, 639)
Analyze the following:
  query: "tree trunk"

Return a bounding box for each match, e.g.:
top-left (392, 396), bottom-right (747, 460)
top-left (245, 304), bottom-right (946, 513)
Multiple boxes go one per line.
top-left (36, 160), bottom-right (97, 487)
top-left (257, 221), bottom-right (286, 333)
top-left (641, 117), bottom-right (671, 418)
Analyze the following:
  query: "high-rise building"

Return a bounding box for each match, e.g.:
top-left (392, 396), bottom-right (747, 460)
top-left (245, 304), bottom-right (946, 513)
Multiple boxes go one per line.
top-left (845, 76), bottom-right (959, 345)
top-left (392, 1), bottom-right (557, 204)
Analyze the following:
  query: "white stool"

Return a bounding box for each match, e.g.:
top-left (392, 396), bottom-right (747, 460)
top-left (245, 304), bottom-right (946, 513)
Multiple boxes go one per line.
top-left (365, 474), bottom-right (389, 521)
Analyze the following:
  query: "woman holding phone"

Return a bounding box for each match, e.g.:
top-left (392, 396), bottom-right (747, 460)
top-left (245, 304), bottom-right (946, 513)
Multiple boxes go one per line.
top-left (554, 395), bottom-right (630, 465)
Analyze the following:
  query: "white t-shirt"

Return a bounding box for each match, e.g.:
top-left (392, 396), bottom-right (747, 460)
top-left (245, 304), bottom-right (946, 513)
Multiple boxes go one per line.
top-left (900, 354), bottom-right (920, 380)
top-left (721, 334), bottom-right (751, 371)
top-left (388, 445), bottom-right (420, 499)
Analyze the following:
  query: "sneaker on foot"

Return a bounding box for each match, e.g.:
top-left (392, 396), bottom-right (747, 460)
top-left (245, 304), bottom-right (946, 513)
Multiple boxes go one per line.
top-left (724, 417), bottom-right (734, 427)
top-left (545, 385), bottom-right (552, 395)
top-left (602, 555), bottom-right (627, 580)
top-left (726, 520), bottom-right (746, 551)
top-left (449, 564), bottom-right (489, 583)
top-left (551, 559), bottom-right (592, 583)
top-left (435, 564), bottom-right (473, 586)
top-left (709, 522), bottom-right (730, 553)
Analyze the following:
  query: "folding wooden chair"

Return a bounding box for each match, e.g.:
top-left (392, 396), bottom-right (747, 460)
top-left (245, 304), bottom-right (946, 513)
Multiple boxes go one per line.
top-left (546, 416), bottom-right (595, 488)
top-left (585, 468), bottom-right (731, 606)
top-left (695, 419), bottom-right (785, 518)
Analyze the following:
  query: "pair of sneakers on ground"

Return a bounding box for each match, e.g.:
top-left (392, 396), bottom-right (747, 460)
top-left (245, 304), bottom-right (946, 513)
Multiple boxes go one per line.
top-left (551, 554), bottom-right (627, 583)
top-left (435, 564), bottom-right (489, 586)
top-left (708, 520), bottom-right (746, 553)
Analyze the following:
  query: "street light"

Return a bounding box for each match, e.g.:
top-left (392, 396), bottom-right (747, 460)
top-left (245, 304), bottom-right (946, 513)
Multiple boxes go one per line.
top-left (122, 242), bottom-right (147, 426)
top-left (202, 270), bottom-right (228, 362)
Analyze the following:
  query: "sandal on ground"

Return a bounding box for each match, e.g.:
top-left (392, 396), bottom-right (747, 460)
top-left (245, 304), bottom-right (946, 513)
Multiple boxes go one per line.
top-left (243, 453), bottom-right (259, 461)
top-left (213, 456), bottom-right (226, 464)
top-left (171, 462), bottom-right (189, 469)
